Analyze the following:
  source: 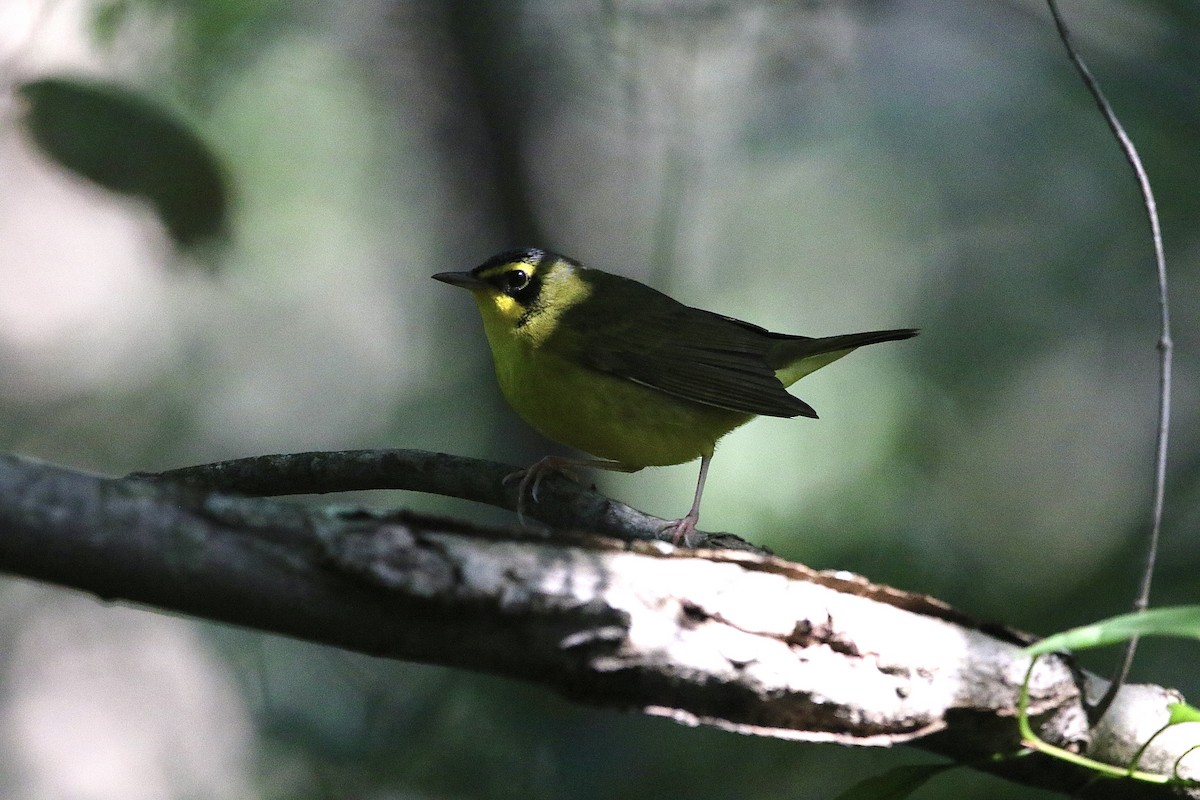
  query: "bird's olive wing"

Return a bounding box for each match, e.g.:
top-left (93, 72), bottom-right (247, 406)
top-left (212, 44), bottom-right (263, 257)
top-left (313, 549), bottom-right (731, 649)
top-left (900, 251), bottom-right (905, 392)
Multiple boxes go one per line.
top-left (561, 292), bottom-right (816, 418)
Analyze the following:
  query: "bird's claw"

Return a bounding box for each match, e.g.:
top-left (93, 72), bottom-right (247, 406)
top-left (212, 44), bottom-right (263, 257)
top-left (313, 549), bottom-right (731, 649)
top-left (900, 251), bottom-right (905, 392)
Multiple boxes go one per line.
top-left (662, 513), bottom-right (699, 547)
top-left (504, 457), bottom-right (580, 526)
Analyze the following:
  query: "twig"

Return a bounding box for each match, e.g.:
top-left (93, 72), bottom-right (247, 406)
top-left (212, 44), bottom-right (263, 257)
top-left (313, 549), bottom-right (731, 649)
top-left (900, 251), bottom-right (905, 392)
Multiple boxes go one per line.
top-left (129, 449), bottom-right (767, 553)
top-left (1044, 0), bottom-right (1172, 723)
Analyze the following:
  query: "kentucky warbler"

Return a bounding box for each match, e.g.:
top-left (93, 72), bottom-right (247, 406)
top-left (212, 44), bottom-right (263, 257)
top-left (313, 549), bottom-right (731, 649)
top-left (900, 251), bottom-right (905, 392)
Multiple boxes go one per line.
top-left (433, 247), bottom-right (916, 543)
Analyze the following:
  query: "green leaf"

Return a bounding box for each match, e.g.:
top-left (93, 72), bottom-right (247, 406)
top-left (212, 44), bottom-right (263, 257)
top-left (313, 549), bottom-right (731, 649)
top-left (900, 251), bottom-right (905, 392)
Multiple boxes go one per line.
top-left (19, 76), bottom-right (229, 248)
top-left (1168, 702), bottom-right (1200, 725)
top-left (1026, 606), bottom-right (1200, 657)
top-left (834, 763), bottom-right (955, 800)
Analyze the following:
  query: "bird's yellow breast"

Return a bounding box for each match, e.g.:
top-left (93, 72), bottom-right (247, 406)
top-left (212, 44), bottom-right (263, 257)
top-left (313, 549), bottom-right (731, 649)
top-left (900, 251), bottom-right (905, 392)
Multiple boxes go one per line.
top-left (469, 290), bottom-right (750, 468)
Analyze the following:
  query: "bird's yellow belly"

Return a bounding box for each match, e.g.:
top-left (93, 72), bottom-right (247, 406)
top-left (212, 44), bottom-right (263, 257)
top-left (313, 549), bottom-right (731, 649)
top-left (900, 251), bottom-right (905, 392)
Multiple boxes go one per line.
top-left (492, 346), bottom-right (751, 468)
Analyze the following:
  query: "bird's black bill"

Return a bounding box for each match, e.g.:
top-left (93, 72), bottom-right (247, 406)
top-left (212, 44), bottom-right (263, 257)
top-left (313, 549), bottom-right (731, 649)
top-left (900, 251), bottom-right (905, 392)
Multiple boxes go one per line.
top-left (432, 271), bottom-right (485, 289)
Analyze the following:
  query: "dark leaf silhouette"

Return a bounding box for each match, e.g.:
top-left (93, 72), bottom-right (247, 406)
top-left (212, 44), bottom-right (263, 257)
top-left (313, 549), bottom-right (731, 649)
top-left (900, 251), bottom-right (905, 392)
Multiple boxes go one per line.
top-left (19, 76), bottom-right (229, 248)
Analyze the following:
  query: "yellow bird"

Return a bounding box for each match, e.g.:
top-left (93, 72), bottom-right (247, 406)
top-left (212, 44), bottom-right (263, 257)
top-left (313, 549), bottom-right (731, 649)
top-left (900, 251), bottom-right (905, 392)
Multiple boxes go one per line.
top-left (434, 248), bottom-right (916, 543)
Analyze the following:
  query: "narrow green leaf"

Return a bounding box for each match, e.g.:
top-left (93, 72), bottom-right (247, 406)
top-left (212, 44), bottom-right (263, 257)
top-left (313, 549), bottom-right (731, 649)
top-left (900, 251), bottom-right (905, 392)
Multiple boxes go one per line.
top-left (834, 763), bottom-right (955, 800)
top-left (1168, 702), bottom-right (1200, 725)
top-left (1026, 606), bottom-right (1200, 656)
top-left (19, 76), bottom-right (228, 248)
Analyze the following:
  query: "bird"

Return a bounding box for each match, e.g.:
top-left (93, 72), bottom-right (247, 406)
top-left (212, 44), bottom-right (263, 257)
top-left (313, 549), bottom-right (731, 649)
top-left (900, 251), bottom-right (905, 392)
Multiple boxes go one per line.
top-left (433, 247), bottom-right (916, 544)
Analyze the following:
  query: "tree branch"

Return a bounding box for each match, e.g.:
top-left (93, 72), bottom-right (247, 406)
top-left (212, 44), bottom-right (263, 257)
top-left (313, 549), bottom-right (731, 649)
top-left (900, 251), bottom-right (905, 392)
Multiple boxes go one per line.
top-left (129, 448), bottom-right (766, 551)
top-left (1, 451), bottom-right (1196, 798)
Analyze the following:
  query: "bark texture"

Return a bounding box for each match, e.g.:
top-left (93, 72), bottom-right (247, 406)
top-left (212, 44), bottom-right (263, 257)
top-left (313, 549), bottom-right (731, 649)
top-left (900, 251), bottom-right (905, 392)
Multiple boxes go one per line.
top-left (1, 451), bottom-right (1197, 798)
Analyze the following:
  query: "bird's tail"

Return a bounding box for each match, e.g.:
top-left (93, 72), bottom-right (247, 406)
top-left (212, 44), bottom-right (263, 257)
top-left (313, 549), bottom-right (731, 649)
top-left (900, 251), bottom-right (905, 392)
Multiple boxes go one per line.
top-left (770, 328), bottom-right (917, 388)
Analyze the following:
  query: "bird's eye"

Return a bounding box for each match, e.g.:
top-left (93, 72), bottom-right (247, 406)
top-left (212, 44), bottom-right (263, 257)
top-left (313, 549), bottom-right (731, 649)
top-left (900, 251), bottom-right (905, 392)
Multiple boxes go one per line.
top-left (505, 269), bottom-right (530, 292)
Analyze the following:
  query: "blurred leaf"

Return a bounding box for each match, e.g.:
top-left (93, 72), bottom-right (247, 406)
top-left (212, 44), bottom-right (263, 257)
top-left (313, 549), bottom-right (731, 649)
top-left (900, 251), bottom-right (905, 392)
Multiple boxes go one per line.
top-left (833, 763), bottom-right (955, 800)
top-left (19, 76), bottom-right (229, 249)
top-left (1026, 606), bottom-right (1200, 657)
top-left (139, 0), bottom-right (296, 97)
top-left (90, 1), bottom-right (131, 47)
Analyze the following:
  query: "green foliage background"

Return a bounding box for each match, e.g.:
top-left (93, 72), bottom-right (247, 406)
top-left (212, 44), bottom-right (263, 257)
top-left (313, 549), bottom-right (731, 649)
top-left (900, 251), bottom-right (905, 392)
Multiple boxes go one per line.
top-left (1, 1), bottom-right (1198, 798)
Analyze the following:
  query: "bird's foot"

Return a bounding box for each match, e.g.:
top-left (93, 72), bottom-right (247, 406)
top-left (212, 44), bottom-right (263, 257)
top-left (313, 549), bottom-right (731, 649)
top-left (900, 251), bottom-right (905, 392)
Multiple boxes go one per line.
top-left (503, 456), bottom-right (579, 526)
top-left (662, 512), bottom-right (700, 547)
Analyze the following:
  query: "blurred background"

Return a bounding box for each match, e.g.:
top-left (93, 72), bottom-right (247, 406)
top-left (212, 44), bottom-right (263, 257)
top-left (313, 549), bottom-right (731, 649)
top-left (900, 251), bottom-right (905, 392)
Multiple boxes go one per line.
top-left (1, 0), bottom-right (1198, 797)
